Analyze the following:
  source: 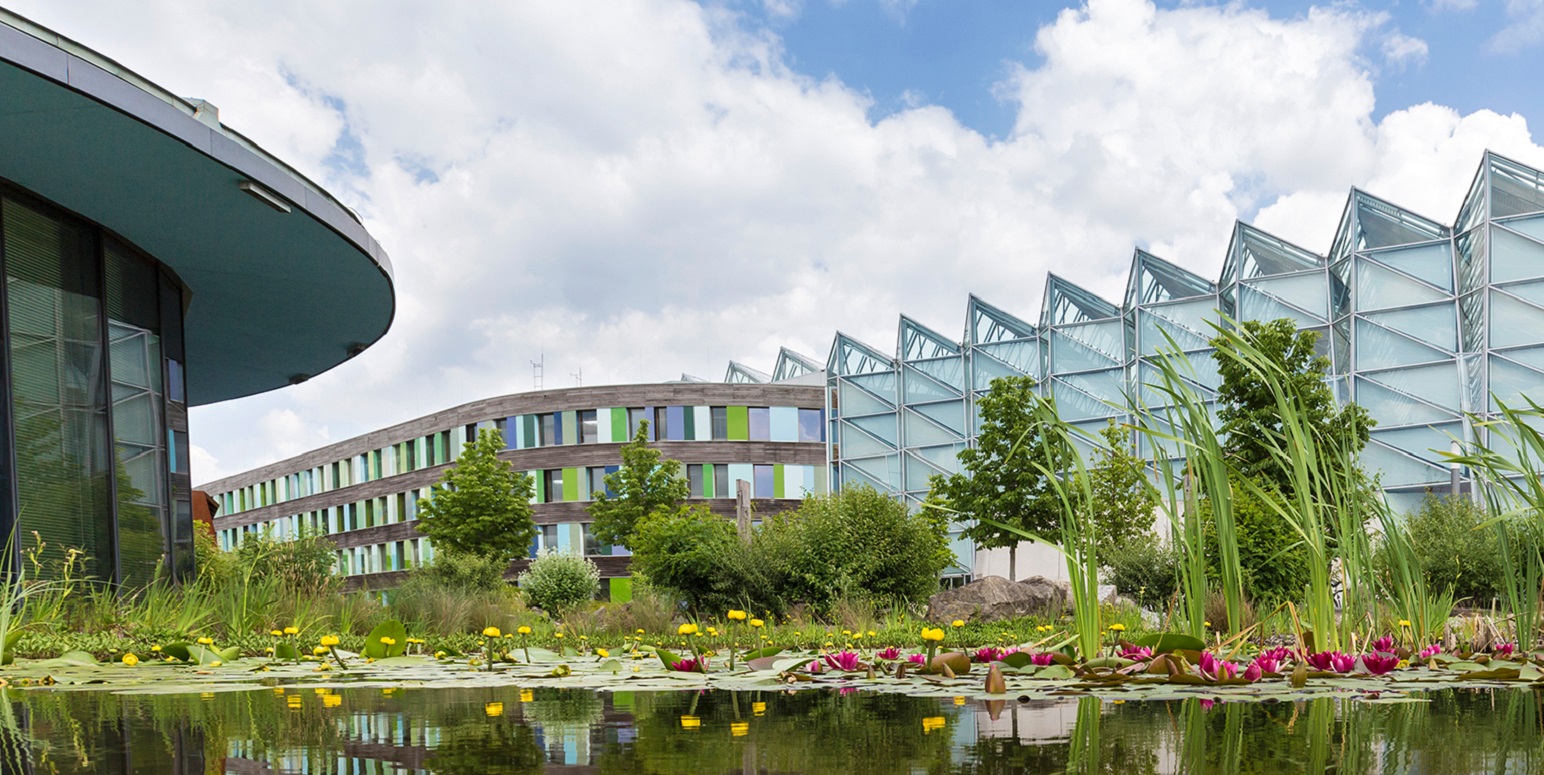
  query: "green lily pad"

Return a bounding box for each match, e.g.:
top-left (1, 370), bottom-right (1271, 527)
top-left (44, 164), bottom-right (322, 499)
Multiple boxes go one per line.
top-left (363, 620), bottom-right (408, 659)
top-left (1135, 633), bottom-right (1206, 654)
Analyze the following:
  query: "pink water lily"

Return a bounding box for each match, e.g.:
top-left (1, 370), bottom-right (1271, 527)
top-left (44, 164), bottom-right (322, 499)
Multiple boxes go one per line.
top-left (1306, 651), bottom-right (1355, 673)
top-left (1250, 656), bottom-right (1281, 675)
top-left (974, 647), bottom-right (1006, 663)
top-left (1370, 636), bottom-right (1394, 653)
top-left (875, 647), bottom-right (902, 661)
top-left (1119, 645), bottom-right (1154, 661)
top-left (1258, 647), bottom-right (1292, 663)
top-left (1494, 642), bottom-right (1517, 657)
top-left (1360, 652), bottom-right (1399, 675)
top-left (822, 651), bottom-right (862, 672)
top-left (670, 658), bottom-right (705, 673)
top-left (1198, 652), bottom-right (1238, 681)
top-left (1030, 652), bottom-right (1056, 666)
top-left (806, 659), bottom-right (823, 674)
top-left (1419, 644), bottom-right (1442, 659)
top-left (907, 653), bottom-right (927, 665)
top-left (1243, 663), bottom-right (1263, 682)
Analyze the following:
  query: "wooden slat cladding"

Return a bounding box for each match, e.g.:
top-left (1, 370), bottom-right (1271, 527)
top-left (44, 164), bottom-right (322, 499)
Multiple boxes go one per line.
top-left (201, 382), bottom-right (823, 492)
top-left (212, 440), bottom-right (822, 530)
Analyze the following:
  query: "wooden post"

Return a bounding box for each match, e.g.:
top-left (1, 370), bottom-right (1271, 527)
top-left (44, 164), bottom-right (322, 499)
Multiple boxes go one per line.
top-left (736, 479), bottom-right (752, 542)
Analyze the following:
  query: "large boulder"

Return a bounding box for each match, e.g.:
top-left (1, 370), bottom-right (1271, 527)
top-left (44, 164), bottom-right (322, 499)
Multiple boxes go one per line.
top-left (926, 575), bottom-right (1069, 624)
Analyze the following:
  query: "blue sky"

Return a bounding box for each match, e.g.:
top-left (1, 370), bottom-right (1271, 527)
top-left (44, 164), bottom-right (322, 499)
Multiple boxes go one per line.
top-left (736, 0), bottom-right (1542, 138)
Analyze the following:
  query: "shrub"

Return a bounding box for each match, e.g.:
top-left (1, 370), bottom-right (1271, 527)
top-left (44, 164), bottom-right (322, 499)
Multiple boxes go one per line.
top-left (1103, 541), bottom-right (1181, 610)
top-left (756, 485), bottom-right (954, 616)
top-left (192, 521), bottom-right (236, 590)
top-left (1395, 493), bottom-right (1502, 606)
top-left (415, 548), bottom-right (510, 593)
top-left (517, 550), bottom-right (600, 617)
top-left (233, 526), bottom-right (338, 597)
top-left (628, 504), bottom-right (760, 614)
top-left (1200, 480), bottom-right (1308, 606)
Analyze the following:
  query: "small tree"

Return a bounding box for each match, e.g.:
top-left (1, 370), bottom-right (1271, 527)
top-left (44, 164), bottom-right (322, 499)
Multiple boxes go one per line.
top-left (517, 550), bottom-right (601, 616)
top-left (628, 504), bottom-right (756, 613)
top-left (415, 428), bottom-right (537, 562)
top-left (588, 421), bottom-right (689, 550)
top-left (927, 375), bottom-right (1065, 580)
top-left (1082, 421), bottom-right (1158, 556)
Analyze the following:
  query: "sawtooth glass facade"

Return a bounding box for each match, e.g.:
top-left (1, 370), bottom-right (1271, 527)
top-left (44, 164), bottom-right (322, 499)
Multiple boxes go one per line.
top-left (808, 151), bottom-right (1544, 577)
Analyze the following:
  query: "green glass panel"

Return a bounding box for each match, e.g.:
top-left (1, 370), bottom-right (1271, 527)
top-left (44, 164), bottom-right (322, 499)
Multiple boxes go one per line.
top-left (1490, 225), bottom-right (1544, 284)
top-left (773, 464), bottom-right (785, 498)
top-left (903, 452), bottom-right (946, 493)
top-left (726, 406), bottom-right (749, 440)
top-left (1500, 214), bottom-right (1544, 244)
top-left (1057, 319), bottom-right (1125, 360)
top-left (563, 468), bottom-right (580, 502)
top-left (610, 407), bottom-right (628, 441)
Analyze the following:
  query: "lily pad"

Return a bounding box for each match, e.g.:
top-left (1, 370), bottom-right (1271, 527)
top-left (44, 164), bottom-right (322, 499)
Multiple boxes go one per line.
top-left (1135, 633), bottom-right (1206, 654)
top-left (363, 620), bottom-right (408, 659)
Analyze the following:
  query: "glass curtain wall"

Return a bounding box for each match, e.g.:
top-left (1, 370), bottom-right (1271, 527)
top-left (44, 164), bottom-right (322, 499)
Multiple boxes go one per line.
top-left (1, 190), bottom-right (190, 585)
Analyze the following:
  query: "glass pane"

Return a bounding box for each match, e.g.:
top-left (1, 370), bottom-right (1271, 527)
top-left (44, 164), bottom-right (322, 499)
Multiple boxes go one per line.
top-left (1137, 309), bottom-right (1208, 355)
top-left (1354, 378), bottom-right (1454, 427)
top-left (1238, 285), bottom-right (1320, 327)
top-left (912, 399), bottom-right (965, 434)
top-left (902, 366), bottom-right (956, 403)
top-left (1359, 360), bottom-right (1462, 413)
top-left (971, 349), bottom-right (1030, 391)
top-left (753, 465), bottom-right (773, 497)
top-left (1361, 441), bottom-right (1447, 487)
top-left (839, 422), bottom-right (893, 459)
top-left (798, 408), bottom-right (824, 442)
top-left (1489, 354), bottom-right (1544, 412)
top-left (1488, 289), bottom-right (1544, 349)
top-left (1049, 329), bottom-right (1121, 373)
top-left (1361, 303), bottom-right (1457, 353)
top-left (909, 356), bottom-right (964, 391)
top-left (837, 382), bottom-right (890, 417)
top-left (903, 409), bottom-right (960, 447)
top-left (748, 407), bottom-right (770, 441)
top-left (1490, 224), bottom-right (1544, 284)
top-left (846, 372), bottom-right (897, 404)
top-left (1249, 273), bottom-right (1328, 318)
top-left (1354, 258), bottom-right (1448, 311)
top-left (1367, 242), bottom-right (1453, 291)
top-left (1353, 319), bottom-right (1448, 370)
top-left (1370, 422), bottom-right (1461, 465)
top-left (975, 339), bottom-right (1039, 376)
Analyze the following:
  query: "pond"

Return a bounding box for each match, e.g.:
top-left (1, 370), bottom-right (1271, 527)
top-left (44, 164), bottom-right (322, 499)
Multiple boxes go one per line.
top-left (7, 684), bottom-right (1544, 774)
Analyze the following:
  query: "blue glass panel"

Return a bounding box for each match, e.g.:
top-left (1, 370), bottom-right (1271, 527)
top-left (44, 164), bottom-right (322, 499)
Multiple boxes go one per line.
top-left (847, 413), bottom-right (898, 447)
top-left (838, 381), bottom-right (891, 416)
top-left (839, 463), bottom-right (888, 493)
top-left (971, 350), bottom-right (1028, 391)
top-left (903, 452), bottom-right (946, 493)
top-left (1362, 303), bottom-right (1457, 353)
top-left (1353, 319), bottom-right (1449, 370)
top-left (1238, 285), bottom-right (1320, 327)
top-left (846, 372), bottom-right (897, 404)
top-left (1137, 309), bottom-right (1208, 355)
top-left (1500, 214), bottom-right (1544, 244)
top-left (1367, 242), bottom-right (1453, 291)
top-left (1058, 319), bottom-right (1125, 360)
top-left (903, 365), bottom-right (958, 403)
top-left (1360, 360), bottom-right (1462, 412)
top-left (1050, 378), bottom-right (1119, 422)
top-left (914, 443), bottom-right (965, 472)
top-left (1049, 329), bottom-right (1121, 373)
top-left (1488, 354), bottom-right (1544, 412)
top-left (1362, 441), bottom-right (1447, 487)
top-left (1354, 258), bottom-right (1447, 311)
top-left (1488, 289), bottom-right (1544, 349)
top-left (1354, 377), bottom-right (1456, 426)
top-left (913, 399), bottom-right (966, 434)
top-left (1249, 272), bottom-right (1328, 318)
top-left (1490, 224), bottom-right (1544, 284)
top-left (903, 408), bottom-right (960, 447)
top-left (1370, 422), bottom-right (1461, 465)
top-left (910, 356), bottom-right (964, 390)
top-left (845, 454), bottom-right (900, 490)
top-left (976, 339), bottom-right (1039, 376)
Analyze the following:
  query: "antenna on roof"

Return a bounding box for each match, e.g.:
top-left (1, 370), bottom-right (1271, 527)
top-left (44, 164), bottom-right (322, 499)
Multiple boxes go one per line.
top-left (571, 367), bottom-right (583, 387)
top-left (531, 353), bottom-right (544, 390)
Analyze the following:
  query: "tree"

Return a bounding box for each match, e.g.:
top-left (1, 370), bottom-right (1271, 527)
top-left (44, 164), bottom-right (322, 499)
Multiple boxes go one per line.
top-left (1211, 318), bottom-right (1373, 496)
top-left (926, 375), bottom-right (1065, 580)
top-left (1082, 421), bottom-right (1158, 556)
top-left (415, 428), bottom-right (536, 562)
top-left (628, 503), bottom-right (758, 613)
top-left (587, 421), bottom-right (689, 550)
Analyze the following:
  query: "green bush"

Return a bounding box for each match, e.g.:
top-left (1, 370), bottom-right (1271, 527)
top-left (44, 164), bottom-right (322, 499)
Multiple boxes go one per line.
top-left (756, 485), bottom-right (954, 616)
top-left (1103, 541), bottom-right (1180, 610)
top-left (415, 548), bottom-right (510, 593)
top-left (232, 526), bottom-right (338, 596)
top-left (1394, 494), bottom-right (1502, 606)
top-left (517, 550), bottom-right (600, 616)
top-left (628, 504), bottom-right (762, 614)
top-left (1200, 481), bottom-right (1307, 606)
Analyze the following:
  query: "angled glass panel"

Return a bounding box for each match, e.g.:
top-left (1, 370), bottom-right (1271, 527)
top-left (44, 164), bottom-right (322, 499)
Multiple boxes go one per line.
top-left (1137, 309), bottom-right (1209, 355)
top-left (1489, 224), bottom-right (1544, 284)
top-left (847, 413), bottom-right (898, 446)
top-left (1049, 329), bottom-right (1121, 373)
top-left (903, 408), bottom-right (961, 448)
top-left (1459, 289), bottom-right (1485, 353)
top-left (846, 372), bottom-right (897, 404)
top-left (1048, 379), bottom-right (1117, 422)
top-left (1361, 360), bottom-right (1462, 412)
top-left (1456, 159), bottom-right (1488, 235)
top-left (1496, 278), bottom-right (1544, 310)
top-left (771, 348), bottom-right (822, 381)
top-left (1062, 368), bottom-right (1127, 403)
top-left (1225, 223), bottom-right (1321, 282)
top-left (829, 333), bottom-right (894, 376)
top-left (914, 443), bottom-right (966, 473)
top-left (1353, 258), bottom-right (1448, 311)
top-left (844, 455), bottom-right (900, 491)
top-left (1456, 227), bottom-right (1488, 297)
top-left (913, 399), bottom-right (966, 434)
top-left (1057, 319), bottom-right (1126, 361)
top-left (837, 381), bottom-right (891, 416)
top-left (899, 316), bottom-right (960, 360)
top-left (968, 296), bottom-right (1036, 344)
top-left (1490, 153), bottom-right (1544, 218)
top-left (1362, 440), bottom-right (1448, 487)
top-left (1042, 275), bottom-right (1120, 327)
top-left (1489, 354), bottom-right (1544, 412)
top-left (1488, 289), bottom-right (1544, 349)
top-left (1366, 242), bottom-right (1454, 292)
top-left (1370, 421), bottom-right (1462, 465)
top-left (1353, 190), bottom-right (1449, 249)
top-left (1127, 250), bottom-right (1213, 306)
top-left (1332, 317), bottom-right (1351, 374)
top-left (839, 463), bottom-right (888, 493)
top-left (1500, 213), bottom-right (1544, 244)
top-left (1237, 285), bottom-right (1321, 327)
top-left (724, 361), bottom-right (769, 384)
top-left (909, 356), bottom-right (965, 391)
top-left (1461, 352), bottom-right (1485, 415)
top-left (902, 365), bottom-right (958, 403)
top-left (971, 350), bottom-right (1030, 391)
top-left (1362, 303), bottom-right (1457, 353)
top-left (975, 339), bottom-right (1039, 376)
top-left (1248, 272), bottom-right (1328, 318)
top-left (1354, 377), bottom-right (1456, 426)
top-left (838, 422), bottom-right (893, 459)
top-left (1145, 298), bottom-right (1217, 337)
top-left (904, 451), bottom-right (948, 492)
top-left (1492, 344), bottom-right (1544, 373)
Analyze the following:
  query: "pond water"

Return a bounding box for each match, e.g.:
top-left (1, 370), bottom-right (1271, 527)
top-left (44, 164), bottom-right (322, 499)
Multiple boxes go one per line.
top-left (6, 684), bottom-right (1544, 774)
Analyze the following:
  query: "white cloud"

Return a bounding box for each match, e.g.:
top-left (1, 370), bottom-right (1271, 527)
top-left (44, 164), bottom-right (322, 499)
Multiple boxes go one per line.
top-left (1491, 0), bottom-right (1544, 52)
top-left (1380, 31), bottom-right (1429, 70)
top-left (1429, 0), bottom-right (1479, 10)
top-left (9, 0), bottom-right (1541, 481)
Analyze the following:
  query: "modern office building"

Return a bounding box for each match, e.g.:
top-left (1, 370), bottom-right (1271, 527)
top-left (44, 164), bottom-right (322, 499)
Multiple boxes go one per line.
top-left (202, 383), bottom-right (828, 597)
top-left (0, 11), bottom-right (394, 584)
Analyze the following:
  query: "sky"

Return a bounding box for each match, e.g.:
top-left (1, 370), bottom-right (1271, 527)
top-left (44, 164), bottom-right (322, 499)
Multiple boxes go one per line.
top-left (7, 0), bottom-right (1544, 483)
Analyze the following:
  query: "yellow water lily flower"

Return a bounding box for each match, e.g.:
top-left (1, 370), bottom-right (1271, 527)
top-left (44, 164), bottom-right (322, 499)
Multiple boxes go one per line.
top-left (678, 623), bottom-right (699, 636)
top-left (269, 629), bottom-right (283, 637)
top-left (283, 626), bottom-right (299, 635)
top-left (483, 627), bottom-right (501, 638)
top-left (921, 627), bottom-right (945, 642)
top-left (1108, 623), bottom-right (1126, 632)
top-left (518, 626), bottom-right (532, 635)
top-left (121, 654), bottom-right (139, 667)
top-left (951, 620), bottom-right (964, 628)
top-left (727, 610), bottom-right (747, 621)
top-left (750, 619), bottom-right (764, 628)
top-left (320, 635), bottom-right (341, 647)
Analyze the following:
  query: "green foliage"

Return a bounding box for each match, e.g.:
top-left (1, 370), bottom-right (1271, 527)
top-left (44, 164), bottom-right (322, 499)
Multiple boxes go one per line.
top-left (628, 504), bottom-right (758, 614)
top-left (415, 428), bottom-right (537, 562)
top-left (756, 485), bottom-right (954, 616)
top-left (928, 376), bottom-right (1066, 550)
top-left (413, 548), bottom-right (511, 593)
top-left (192, 521), bottom-right (237, 590)
top-left (232, 526), bottom-right (339, 597)
top-left (1081, 421), bottom-right (1159, 555)
top-left (1393, 494), bottom-right (1501, 605)
top-left (1199, 479), bottom-right (1308, 607)
top-left (1212, 318), bottom-right (1374, 496)
top-left (517, 550), bottom-right (600, 616)
top-left (1103, 541), bottom-right (1181, 610)
top-left (588, 421), bottom-right (690, 550)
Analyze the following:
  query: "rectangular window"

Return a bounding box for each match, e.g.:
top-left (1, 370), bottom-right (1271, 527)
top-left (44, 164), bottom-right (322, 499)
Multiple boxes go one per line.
top-left (588, 467), bottom-right (608, 499)
top-left (711, 407), bottom-right (729, 440)
top-left (687, 464), bottom-right (704, 497)
top-left (544, 469), bottom-right (564, 502)
top-left (540, 524), bottom-right (559, 553)
top-left (628, 407), bottom-right (653, 439)
top-left (405, 439), bottom-right (417, 471)
top-left (748, 407), bottom-right (771, 440)
top-left (798, 408), bottom-right (824, 442)
top-left (754, 464), bottom-right (774, 497)
top-left (653, 407), bottom-right (670, 440)
top-left (541, 413), bottom-right (556, 447)
top-left (579, 409), bottom-right (598, 444)
top-left (582, 523), bottom-right (612, 556)
top-left (713, 464), bottom-right (729, 498)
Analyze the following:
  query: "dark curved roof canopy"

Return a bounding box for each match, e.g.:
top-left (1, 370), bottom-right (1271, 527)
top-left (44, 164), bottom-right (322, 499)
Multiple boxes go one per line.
top-left (0, 11), bottom-right (395, 405)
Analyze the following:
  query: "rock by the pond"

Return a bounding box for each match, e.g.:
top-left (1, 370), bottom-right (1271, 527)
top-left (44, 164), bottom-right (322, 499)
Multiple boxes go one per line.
top-left (926, 575), bottom-right (1069, 624)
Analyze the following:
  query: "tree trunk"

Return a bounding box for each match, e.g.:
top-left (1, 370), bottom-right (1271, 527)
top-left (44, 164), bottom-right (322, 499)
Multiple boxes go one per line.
top-left (1009, 542), bottom-right (1017, 582)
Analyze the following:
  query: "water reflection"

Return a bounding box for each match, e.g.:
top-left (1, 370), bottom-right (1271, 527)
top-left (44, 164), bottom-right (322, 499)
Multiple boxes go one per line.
top-left (3, 684), bottom-right (1544, 773)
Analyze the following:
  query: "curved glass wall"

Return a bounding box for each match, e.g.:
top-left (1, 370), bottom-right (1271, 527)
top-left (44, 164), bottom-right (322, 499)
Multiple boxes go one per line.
top-left (1, 188), bottom-right (191, 585)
